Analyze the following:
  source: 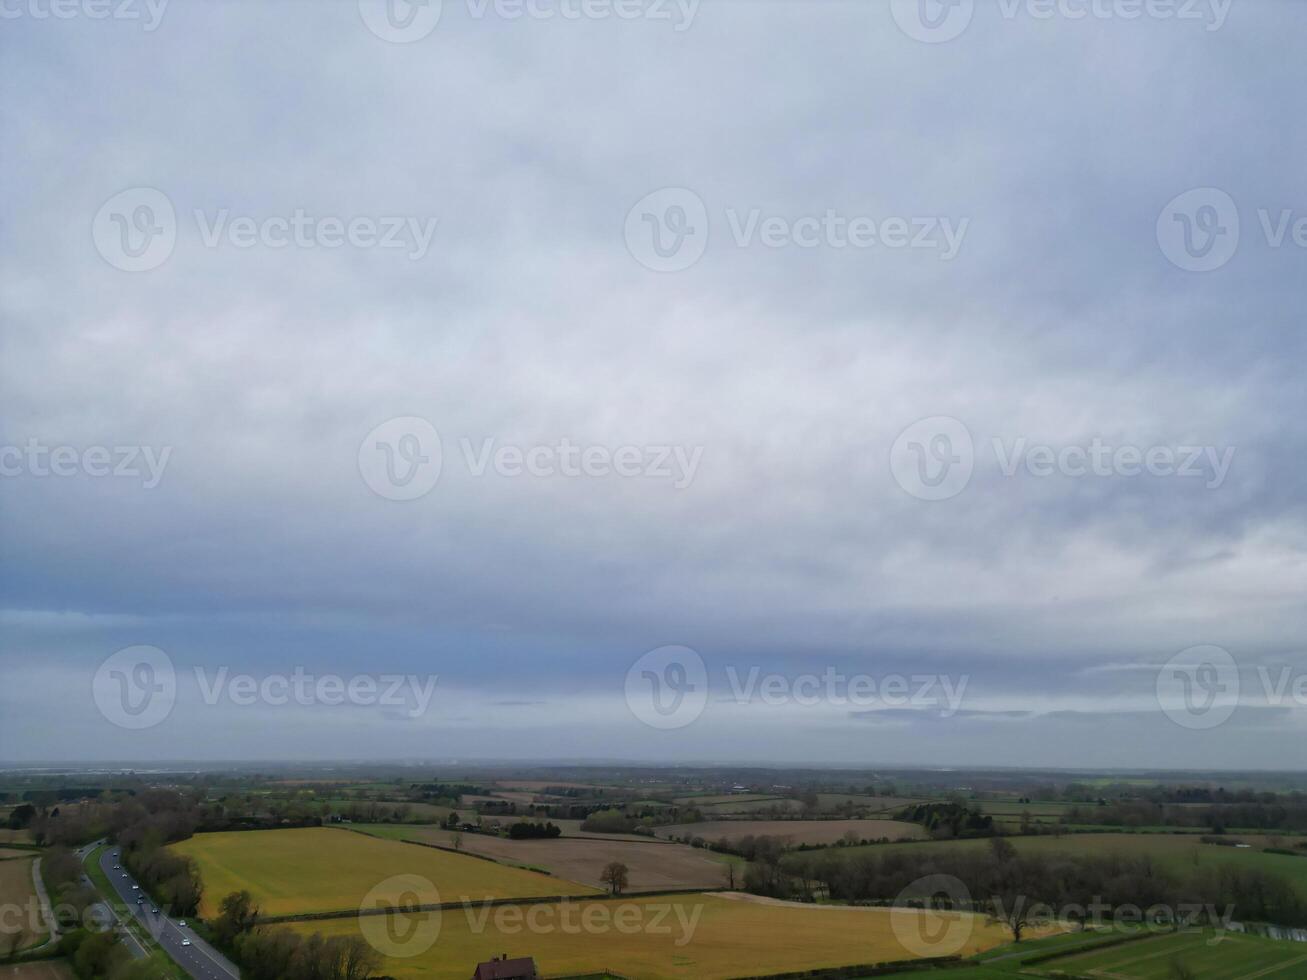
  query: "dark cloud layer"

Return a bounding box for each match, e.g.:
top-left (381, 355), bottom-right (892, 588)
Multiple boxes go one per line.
top-left (1, 0), bottom-right (1304, 766)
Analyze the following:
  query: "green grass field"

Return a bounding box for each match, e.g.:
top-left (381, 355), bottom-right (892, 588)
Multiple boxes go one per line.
top-left (866, 928), bottom-right (1307, 979)
top-left (290, 894), bottom-right (1047, 980)
top-left (1046, 929), bottom-right (1307, 978)
top-left (171, 827), bottom-right (599, 918)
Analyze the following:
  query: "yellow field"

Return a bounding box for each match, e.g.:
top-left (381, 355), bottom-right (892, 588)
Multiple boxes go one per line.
top-left (171, 827), bottom-right (600, 918)
top-left (291, 894), bottom-right (1050, 979)
top-left (0, 857), bottom-right (44, 950)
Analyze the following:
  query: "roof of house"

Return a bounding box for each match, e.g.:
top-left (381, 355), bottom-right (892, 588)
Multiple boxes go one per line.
top-left (472, 956), bottom-right (537, 980)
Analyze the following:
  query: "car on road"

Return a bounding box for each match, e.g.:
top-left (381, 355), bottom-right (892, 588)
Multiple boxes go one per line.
top-left (151, 908), bottom-right (159, 914)
top-left (181, 940), bottom-right (191, 947)
top-left (131, 885), bottom-right (139, 890)
top-left (112, 864), bottom-right (119, 869)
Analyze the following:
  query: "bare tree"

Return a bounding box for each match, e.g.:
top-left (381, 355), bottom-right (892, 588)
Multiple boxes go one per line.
top-left (600, 861), bottom-right (629, 896)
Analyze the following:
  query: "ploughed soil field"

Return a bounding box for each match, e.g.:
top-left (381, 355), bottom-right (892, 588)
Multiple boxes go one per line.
top-left (0, 856), bottom-right (45, 950)
top-left (354, 824), bottom-right (729, 892)
top-left (654, 819), bottom-right (927, 845)
top-left (0, 962), bottom-right (76, 980)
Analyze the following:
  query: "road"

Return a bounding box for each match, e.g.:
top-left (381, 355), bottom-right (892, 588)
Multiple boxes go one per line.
top-left (92, 845), bottom-right (240, 980)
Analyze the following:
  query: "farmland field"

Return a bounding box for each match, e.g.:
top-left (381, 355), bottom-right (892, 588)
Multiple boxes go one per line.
top-left (1044, 929), bottom-right (1307, 978)
top-left (171, 827), bottom-right (599, 918)
top-left (353, 825), bottom-right (727, 891)
top-left (654, 819), bottom-right (927, 845)
top-left (0, 830), bottom-right (32, 844)
top-left (821, 833), bottom-right (1307, 900)
top-left (290, 893), bottom-right (1050, 980)
top-left (0, 857), bottom-right (44, 950)
top-left (0, 962), bottom-right (76, 980)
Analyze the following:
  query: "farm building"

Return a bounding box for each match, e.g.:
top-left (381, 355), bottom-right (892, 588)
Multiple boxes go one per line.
top-left (471, 954), bottom-right (539, 980)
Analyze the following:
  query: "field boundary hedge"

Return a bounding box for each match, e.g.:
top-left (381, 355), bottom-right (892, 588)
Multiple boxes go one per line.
top-left (722, 955), bottom-right (963, 979)
top-left (1019, 927), bottom-right (1168, 967)
top-left (254, 888), bottom-right (715, 925)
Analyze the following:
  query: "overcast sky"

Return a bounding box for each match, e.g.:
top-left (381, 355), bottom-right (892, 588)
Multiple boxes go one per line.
top-left (1, 0), bottom-right (1304, 769)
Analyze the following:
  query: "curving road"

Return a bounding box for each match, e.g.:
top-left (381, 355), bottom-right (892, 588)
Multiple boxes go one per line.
top-left (93, 845), bottom-right (240, 980)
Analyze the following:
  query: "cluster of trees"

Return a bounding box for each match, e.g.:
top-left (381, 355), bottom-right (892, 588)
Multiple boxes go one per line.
top-left (897, 802), bottom-right (994, 839)
top-left (40, 847), bottom-right (99, 935)
top-left (507, 820), bottom-right (561, 840)
top-left (113, 790), bottom-right (204, 916)
top-left (579, 809), bottom-right (637, 834)
top-left (58, 930), bottom-right (174, 980)
top-left (1060, 800), bottom-right (1307, 832)
top-left (17, 801), bottom-right (115, 847)
top-left (214, 890), bottom-right (380, 980)
top-left (763, 838), bottom-right (1306, 932)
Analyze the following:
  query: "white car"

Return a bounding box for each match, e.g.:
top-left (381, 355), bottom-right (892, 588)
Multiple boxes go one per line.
top-left (181, 940), bottom-right (191, 947)
top-left (131, 885), bottom-right (139, 890)
top-left (178, 921), bottom-right (187, 928)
